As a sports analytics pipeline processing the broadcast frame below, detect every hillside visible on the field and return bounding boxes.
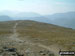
[0,20,75,56]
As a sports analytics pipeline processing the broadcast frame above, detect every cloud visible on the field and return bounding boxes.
[18,0,24,1]
[55,2,65,5]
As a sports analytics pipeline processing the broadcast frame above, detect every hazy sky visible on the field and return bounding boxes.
[0,0,75,15]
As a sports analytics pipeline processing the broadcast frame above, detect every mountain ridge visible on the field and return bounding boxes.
[0,11,75,29]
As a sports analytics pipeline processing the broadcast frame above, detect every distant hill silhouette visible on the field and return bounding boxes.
[0,11,75,29]
[0,15,13,21]
[45,12,75,29]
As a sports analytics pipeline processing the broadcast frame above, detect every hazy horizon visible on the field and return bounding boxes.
[0,0,75,29]
[0,0,75,15]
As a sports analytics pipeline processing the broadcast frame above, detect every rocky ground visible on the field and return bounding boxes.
[0,20,75,56]
[0,21,55,56]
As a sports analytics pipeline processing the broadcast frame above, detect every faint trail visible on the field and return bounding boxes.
[37,43,60,56]
[9,21,60,56]
[9,22,23,42]
[25,41,60,56]
[13,23,18,33]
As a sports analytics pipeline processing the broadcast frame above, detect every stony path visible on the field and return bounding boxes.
[9,22,23,42]
[8,21,60,56]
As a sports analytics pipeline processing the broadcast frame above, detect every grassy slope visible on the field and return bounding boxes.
[17,20,75,51]
[0,20,75,51]
[0,21,17,34]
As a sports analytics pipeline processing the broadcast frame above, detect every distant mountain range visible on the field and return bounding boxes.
[0,11,75,29]
[0,15,12,21]
[45,12,75,29]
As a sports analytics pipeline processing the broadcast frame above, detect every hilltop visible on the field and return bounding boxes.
[0,20,75,56]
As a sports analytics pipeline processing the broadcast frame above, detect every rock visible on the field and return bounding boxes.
[39,50,55,56]
[16,52,24,56]
[39,50,46,55]
[3,47,17,52]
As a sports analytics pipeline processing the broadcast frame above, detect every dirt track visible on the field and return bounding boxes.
[9,21,60,56]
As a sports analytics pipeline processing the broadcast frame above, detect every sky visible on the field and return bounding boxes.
[0,0,75,15]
